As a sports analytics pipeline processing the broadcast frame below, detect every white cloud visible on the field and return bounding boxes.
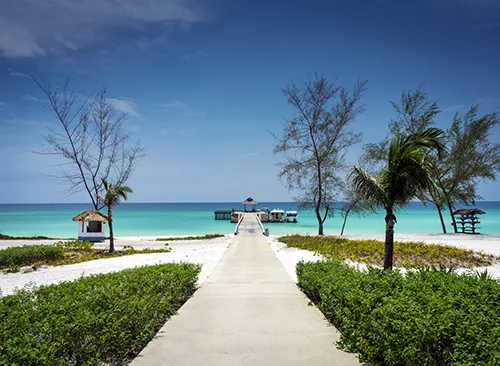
[159,100,205,117]
[442,104,467,112]
[22,94,41,102]
[107,98,141,118]
[182,51,207,62]
[0,0,210,58]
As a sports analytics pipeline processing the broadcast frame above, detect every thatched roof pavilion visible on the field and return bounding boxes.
[452,208,486,216]
[242,197,258,205]
[242,197,258,212]
[72,210,109,222]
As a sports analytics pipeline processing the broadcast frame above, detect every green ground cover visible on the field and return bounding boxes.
[0,263,200,365]
[0,241,171,272]
[156,234,225,241]
[297,260,500,366]
[278,235,497,268]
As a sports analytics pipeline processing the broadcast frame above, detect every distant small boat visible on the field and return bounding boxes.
[269,209,285,223]
[285,211,298,223]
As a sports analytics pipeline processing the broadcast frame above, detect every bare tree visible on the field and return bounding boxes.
[339,180,375,236]
[273,75,367,235]
[33,77,145,209]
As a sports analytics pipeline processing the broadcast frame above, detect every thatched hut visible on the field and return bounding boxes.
[242,197,258,212]
[72,210,108,242]
[452,208,485,234]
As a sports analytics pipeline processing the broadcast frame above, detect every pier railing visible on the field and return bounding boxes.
[234,213,244,235]
[255,213,268,236]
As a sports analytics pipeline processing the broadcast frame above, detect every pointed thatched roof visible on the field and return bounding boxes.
[452,208,486,216]
[242,197,258,205]
[72,210,109,222]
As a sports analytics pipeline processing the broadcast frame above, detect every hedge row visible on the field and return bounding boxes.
[279,235,496,268]
[297,260,500,366]
[0,245,63,270]
[0,263,201,365]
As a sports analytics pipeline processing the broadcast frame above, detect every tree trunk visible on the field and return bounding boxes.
[340,209,351,236]
[108,207,114,253]
[315,207,324,235]
[437,207,447,234]
[444,199,458,233]
[384,210,396,270]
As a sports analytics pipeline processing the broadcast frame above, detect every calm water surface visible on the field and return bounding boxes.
[1,202,499,237]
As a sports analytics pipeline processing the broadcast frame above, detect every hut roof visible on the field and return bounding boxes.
[242,197,258,205]
[452,208,486,216]
[72,210,109,222]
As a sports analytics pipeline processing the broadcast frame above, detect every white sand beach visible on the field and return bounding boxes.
[268,233,500,282]
[1,233,499,297]
[0,236,231,297]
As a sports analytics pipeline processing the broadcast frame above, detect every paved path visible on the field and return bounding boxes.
[131,214,360,365]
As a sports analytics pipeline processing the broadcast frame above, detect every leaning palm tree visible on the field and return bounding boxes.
[351,128,444,269]
[100,178,133,253]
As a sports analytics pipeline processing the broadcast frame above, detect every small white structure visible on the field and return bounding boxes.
[269,209,285,223]
[242,197,258,212]
[285,211,298,223]
[72,210,108,242]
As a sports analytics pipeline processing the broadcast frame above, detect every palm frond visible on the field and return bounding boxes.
[350,166,387,207]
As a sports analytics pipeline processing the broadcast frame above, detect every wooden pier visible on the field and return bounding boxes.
[214,210,232,220]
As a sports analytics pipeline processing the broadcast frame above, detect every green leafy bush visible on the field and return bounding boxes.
[297,260,500,366]
[53,239,95,250]
[279,235,496,268]
[0,263,201,365]
[156,234,225,241]
[0,245,63,270]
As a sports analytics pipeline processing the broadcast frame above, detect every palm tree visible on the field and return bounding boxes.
[350,128,444,269]
[100,178,133,253]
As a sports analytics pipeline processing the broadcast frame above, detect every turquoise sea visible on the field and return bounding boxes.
[0,202,499,238]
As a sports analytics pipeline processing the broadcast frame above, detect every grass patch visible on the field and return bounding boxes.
[0,263,200,365]
[156,234,225,241]
[278,235,496,268]
[0,243,171,272]
[297,260,500,366]
[0,234,65,240]
[0,245,64,272]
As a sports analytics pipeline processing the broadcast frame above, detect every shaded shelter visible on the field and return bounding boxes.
[452,208,485,234]
[72,210,108,242]
[242,197,258,212]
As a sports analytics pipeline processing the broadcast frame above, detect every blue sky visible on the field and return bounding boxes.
[0,0,499,203]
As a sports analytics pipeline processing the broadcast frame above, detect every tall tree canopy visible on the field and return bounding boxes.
[273,75,367,235]
[362,87,500,233]
[34,77,145,210]
[351,128,444,269]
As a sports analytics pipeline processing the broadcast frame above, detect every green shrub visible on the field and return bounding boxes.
[53,239,95,250]
[0,263,201,365]
[0,245,64,270]
[297,260,500,366]
[279,235,496,268]
[156,234,225,241]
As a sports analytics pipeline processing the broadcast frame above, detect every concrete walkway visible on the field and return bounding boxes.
[131,214,360,365]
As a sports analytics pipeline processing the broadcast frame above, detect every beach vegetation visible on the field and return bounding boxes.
[350,128,445,269]
[99,178,133,253]
[0,244,170,271]
[362,87,500,233]
[156,234,225,241]
[53,239,95,250]
[297,260,500,366]
[31,78,145,210]
[0,245,64,271]
[0,263,200,365]
[273,74,368,235]
[278,235,496,268]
